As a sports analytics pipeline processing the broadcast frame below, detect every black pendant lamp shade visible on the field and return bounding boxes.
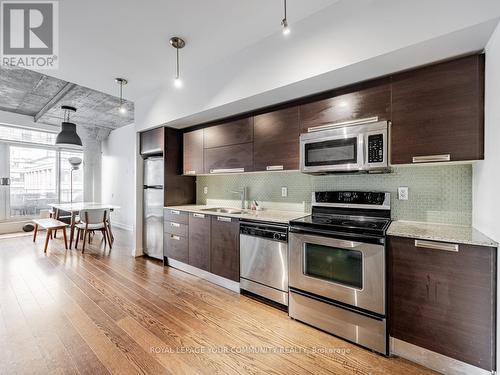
[56,106,82,149]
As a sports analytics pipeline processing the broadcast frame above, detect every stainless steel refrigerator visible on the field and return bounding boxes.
[143,156,164,259]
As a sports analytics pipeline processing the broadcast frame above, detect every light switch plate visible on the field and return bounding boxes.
[203,186,208,195]
[281,187,288,197]
[398,187,409,200]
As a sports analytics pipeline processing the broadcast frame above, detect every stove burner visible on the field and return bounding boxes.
[341,220,378,228]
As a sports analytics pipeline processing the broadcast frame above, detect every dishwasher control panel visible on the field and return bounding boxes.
[240,222,288,242]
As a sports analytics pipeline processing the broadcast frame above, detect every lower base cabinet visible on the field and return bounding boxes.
[210,216,240,282]
[388,236,496,371]
[164,210,240,283]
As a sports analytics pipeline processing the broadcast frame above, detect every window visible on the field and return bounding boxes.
[0,124,84,220]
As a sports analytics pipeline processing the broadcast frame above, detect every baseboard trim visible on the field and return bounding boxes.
[167,258,240,293]
[111,221,133,231]
[390,337,492,375]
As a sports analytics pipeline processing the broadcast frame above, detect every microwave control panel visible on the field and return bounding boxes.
[367,134,384,163]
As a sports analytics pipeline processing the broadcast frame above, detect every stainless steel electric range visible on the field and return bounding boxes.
[288,191,391,355]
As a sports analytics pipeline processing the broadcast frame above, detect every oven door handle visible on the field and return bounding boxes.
[289,225,385,245]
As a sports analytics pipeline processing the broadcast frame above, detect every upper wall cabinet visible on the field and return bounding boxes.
[183,129,204,175]
[391,55,485,164]
[140,127,164,156]
[254,107,300,171]
[299,83,391,133]
[203,118,253,149]
[203,118,254,173]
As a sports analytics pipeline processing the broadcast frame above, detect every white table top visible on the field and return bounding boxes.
[48,202,120,212]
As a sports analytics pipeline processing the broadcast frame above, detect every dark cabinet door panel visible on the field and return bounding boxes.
[299,83,391,133]
[164,209,188,225]
[203,118,253,149]
[140,127,164,155]
[204,143,253,173]
[164,234,188,263]
[391,55,484,164]
[188,214,211,271]
[183,129,204,175]
[254,107,300,171]
[210,217,240,281]
[389,236,496,371]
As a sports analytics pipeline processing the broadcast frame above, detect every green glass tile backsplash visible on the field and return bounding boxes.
[196,164,472,225]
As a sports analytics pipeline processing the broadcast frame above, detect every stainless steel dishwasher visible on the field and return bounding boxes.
[240,221,289,306]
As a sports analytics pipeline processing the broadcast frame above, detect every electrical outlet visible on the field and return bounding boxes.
[281,187,288,197]
[203,186,208,195]
[398,187,409,200]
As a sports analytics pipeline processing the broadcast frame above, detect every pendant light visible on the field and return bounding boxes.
[55,105,82,149]
[115,78,128,114]
[169,37,185,88]
[281,0,290,35]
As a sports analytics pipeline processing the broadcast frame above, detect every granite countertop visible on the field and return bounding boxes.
[388,221,498,247]
[164,205,308,225]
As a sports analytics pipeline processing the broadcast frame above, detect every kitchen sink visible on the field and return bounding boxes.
[201,207,243,214]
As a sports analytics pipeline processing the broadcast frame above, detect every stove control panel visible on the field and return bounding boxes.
[314,191,388,205]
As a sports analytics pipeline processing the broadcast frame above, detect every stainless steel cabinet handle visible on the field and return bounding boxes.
[210,168,245,174]
[193,213,205,218]
[266,165,284,171]
[184,170,196,175]
[170,210,180,215]
[217,216,232,222]
[415,239,459,252]
[412,154,451,163]
[170,235,181,241]
[170,222,180,228]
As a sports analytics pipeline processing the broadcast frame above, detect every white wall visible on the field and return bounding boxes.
[101,123,136,231]
[472,21,500,371]
[473,24,500,243]
[135,1,500,132]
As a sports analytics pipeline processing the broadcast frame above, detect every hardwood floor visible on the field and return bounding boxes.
[0,229,436,374]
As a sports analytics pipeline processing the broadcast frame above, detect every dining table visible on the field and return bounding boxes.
[48,202,120,249]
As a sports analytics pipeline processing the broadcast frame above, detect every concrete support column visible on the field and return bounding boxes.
[79,126,110,202]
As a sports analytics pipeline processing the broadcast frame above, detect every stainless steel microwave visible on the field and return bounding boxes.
[300,120,389,174]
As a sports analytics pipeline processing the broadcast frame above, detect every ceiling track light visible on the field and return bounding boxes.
[115,77,128,114]
[170,36,185,88]
[55,105,82,149]
[281,0,290,35]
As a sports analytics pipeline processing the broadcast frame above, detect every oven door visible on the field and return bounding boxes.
[300,132,364,173]
[289,231,385,315]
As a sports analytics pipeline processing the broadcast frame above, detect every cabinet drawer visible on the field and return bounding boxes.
[164,221,188,237]
[164,233,188,263]
[164,209,188,224]
[188,213,211,271]
[389,236,496,371]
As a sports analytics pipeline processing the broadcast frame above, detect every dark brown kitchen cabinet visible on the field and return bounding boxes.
[210,216,240,281]
[163,209,189,264]
[203,118,253,149]
[204,142,253,173]
[391,55,485,164]
[183,129,204,175]
[299,82,391,133]
[188,213,211,271]
[254,107,300,171]
[388,236,496,371]
[140,127,164,155]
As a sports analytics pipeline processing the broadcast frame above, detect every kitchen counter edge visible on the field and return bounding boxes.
[388,220,498,248]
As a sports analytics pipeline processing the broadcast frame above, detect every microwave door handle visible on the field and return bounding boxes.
[359,134,366,168]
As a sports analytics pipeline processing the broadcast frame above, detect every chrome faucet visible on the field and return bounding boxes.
[230,187,247,209]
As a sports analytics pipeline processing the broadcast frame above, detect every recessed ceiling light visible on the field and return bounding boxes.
[170,37,186,89]
[115,77,128,115]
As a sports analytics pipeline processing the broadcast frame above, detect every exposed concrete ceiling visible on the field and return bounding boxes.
[0,65,134,130]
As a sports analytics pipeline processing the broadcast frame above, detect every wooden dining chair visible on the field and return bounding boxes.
[75,209,112,253]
